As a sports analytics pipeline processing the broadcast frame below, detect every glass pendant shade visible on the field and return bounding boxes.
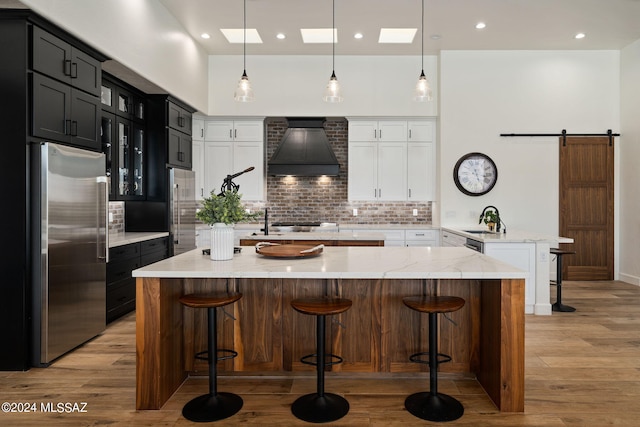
[413,70,432,102]
[323,71,343,103]
[234,70,254,102]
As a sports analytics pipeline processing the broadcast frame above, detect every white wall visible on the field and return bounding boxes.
[439,51,620,241]
[207,55,438,117]
[21,0,209,112]
[620,41,640,285]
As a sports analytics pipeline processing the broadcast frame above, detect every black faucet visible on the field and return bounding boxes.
[478,205,502,233]
[261,208,269,235]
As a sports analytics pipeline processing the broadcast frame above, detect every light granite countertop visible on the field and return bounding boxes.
[132,246,526,280]
[238,231,386,241]
[109,231,170,248]
[441,227,573,244]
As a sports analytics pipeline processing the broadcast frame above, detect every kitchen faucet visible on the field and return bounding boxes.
[261,208,269,235]
[478,205,503,233]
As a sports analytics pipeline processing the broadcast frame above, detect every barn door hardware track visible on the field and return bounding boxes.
[500,129,619,146]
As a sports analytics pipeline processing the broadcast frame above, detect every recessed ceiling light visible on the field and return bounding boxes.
[300,28,337,43]
[475,22,486,29]
[200,33,211,39]
[378,28,417,44]
[276,33,286,40]
[354,32,364,39]
[220,28,263,43]
[575,33,586,39]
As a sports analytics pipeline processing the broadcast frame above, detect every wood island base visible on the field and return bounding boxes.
[136,276,524,412]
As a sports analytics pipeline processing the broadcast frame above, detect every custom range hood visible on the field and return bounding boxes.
[268,117,340,176]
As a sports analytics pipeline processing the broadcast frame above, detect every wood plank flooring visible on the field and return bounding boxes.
[1,280,639,426]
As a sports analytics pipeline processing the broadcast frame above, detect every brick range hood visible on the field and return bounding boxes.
[267,117,340,176]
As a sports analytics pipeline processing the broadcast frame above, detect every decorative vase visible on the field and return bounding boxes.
[210,223,234,261]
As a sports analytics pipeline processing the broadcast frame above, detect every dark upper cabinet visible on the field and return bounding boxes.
[102,74,145,122]
[31,25,101,97]
[168,128,193,169]
[101,112,116,196]
[32,73,101,150]
[168,102,192,134]
[114,116,145,200]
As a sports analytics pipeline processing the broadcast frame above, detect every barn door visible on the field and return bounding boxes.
[559,136,614,280]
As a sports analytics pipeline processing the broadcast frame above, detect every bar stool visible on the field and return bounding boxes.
[290,297,352,423]
[403,295,465,422]
[550,248,576,312]
[179,292,243,422]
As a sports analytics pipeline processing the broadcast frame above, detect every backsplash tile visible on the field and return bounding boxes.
[240,117,432,225]
[108,201,125,233]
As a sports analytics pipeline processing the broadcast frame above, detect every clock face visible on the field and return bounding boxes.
[453,152,498,196]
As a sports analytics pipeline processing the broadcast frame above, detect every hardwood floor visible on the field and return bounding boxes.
[2,280,640,426]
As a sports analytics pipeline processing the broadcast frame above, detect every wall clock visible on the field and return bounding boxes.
[453,152,498,196]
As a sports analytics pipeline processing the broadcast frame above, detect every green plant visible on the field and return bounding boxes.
[483,209,499,225]
[196,190,260,225]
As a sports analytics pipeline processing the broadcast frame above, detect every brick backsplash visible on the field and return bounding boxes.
[240,117,432,225]
[108,201,125,233]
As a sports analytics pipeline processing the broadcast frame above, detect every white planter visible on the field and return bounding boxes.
[210,223,234,261]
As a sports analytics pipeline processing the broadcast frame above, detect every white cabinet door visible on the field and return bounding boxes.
[204,142,233,196]
[408,120,434,142]
[233,141,264,200]
[233,121,263,141]
[407,142,434,201]
[205,120,234,141]
[484,242,536,312]
[348,142,377,200]
[192,117,205,141]
[192,140,205,200]
[378,121,407,141]
[348,121,377,141]
[377,142,407,200]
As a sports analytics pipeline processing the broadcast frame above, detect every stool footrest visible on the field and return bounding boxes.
[409,351,452,366]
[195,348,238,362]
[300,352,343,367]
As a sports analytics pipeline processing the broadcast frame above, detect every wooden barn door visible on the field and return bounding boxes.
[559,136,614,280]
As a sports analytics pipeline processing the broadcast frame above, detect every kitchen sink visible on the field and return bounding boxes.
[462,230,497,234]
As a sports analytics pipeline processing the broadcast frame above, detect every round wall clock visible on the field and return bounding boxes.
[453,152,498,196]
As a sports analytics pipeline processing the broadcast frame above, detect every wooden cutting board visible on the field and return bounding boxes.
[255,244,323,258]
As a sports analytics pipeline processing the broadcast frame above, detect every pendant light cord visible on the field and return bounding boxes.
[421,0,424,71]
[332,0,335,72]
[243,0,247,73]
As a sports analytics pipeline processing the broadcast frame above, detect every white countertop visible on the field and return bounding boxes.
[239,231,386,241]
[442,227,574,244]
[132,246,526,280]
[109,231,170,248]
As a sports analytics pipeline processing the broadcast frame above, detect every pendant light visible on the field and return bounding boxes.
[234,0,254,102]
[323,0,343,103]
[413,0,432,102]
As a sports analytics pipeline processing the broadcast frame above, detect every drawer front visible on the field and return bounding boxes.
[140,237,168,255]
[106,278,136,323]
[140,250,167,267]
[107,258,140,284]
[406,229,437,240]
[109,243,139,262]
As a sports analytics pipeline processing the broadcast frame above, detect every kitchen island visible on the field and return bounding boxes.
[133,246,526,412]
[239,231,385,246]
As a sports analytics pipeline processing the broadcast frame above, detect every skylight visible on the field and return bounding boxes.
[378,28,417,43]
[300,28,337,43]
[220,29,263,43]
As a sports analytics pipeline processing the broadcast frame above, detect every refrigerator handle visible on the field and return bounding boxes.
[97,176,109,263]
[174,183,180,245]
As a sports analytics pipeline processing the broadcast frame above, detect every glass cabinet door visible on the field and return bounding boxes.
[101,113,115,196]
[132,125,144,197]
[117,90,131,117]
[118,119,130,196]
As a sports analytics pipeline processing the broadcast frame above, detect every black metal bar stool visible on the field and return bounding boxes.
[290,297,352,423]
[403,295,465,422]
[550,248,577,312]
[179,292,243,422]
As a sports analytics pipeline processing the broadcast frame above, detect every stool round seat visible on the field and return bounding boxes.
[403,295,465,314]
[179,291,243,422]
[179,292,242,309]
[291,297,352,316]
[550,248,576,256]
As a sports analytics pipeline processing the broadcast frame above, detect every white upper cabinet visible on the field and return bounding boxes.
[192,118,265,201]
[192,117,205,141]
[348,118,435,202]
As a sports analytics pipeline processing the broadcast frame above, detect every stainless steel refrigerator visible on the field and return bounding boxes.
[31,142,108,366]
[169,168,196,255]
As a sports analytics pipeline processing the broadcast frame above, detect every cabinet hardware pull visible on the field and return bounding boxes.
[70,120,78,136]
[70,62,78,78]
[374,129,377,139]
[234,129,237,139]
[64,59,72,76]
[409,129,412,139]
[201,129,204,137]
[229,129,232,138]
[409,189,412,198]
[65,119,71,135]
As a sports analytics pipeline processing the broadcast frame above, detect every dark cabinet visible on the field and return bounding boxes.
[148,95,196,171]
[168,102,192,134]
[31,25,101,97]
[168,128,193,169]
[101,112,116,196]
[106,237,168,323]
[32,73,101,150]
[115,116,145,199]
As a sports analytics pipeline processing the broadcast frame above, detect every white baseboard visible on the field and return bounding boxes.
[619,273,640,287]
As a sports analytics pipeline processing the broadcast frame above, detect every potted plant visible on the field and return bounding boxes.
[482,209,499,232]
[197,189,259,260]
